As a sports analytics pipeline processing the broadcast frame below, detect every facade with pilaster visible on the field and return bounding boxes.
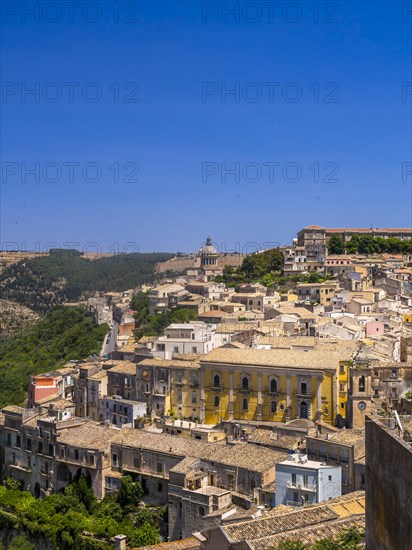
[198,348,354,426]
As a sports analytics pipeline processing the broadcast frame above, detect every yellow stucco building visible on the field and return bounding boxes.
[198,347,353,426]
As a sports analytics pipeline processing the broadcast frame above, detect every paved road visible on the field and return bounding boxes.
[101,320,119,357]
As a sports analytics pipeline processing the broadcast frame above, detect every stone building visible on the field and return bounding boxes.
[365,415,412,550]
[197,491,365,549]
[306,428,365,493]
[198,347,354,426]
[1,405,85,498]
[55,421,121,499]
[73,362,108,421]
[106,361,137,401]
[350,357,412,428]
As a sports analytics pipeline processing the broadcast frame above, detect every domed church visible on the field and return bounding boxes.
[199,236,218,268]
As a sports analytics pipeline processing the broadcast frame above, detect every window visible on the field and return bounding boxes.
[227,474,234,490]
[191,392,197,404]
[192,346,197,354]
[88,454,95,466]
[214,395,220,408]
[38,441,43,453]
[242,398,248,410]
[358,376,365,392]
[60,446,65,458]
[112,453,118,466]
[242,376,249,390]
[74,449,79,460]
[174,346,179,354]
[134,456,141,469]
[303,475,308,487]
[292,473,297,485]
[328,475,332,481]
[16,435,21,448]
[271,401,277,413]
[339,365,345,374]
[6,433,11,446]
[270,379,277,392]
[157,482,163,493]
[301,382,307,395]
[157,462,163,475]
[177,372,183,383]
[198,506,205,516]
[48,444,54,456]
[213,374,220,387]
[178,390,182,403]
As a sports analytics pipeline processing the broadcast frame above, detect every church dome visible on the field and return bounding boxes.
[199,236,217,256]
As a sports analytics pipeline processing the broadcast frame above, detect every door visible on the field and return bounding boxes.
[300,401,308,419]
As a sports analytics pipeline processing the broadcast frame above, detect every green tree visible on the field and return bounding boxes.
[273,541,306,550]
[311,539,340,550]
[9,535,34,550]
[327,235,345,255]
[171,308,198,323]
[131,522,161,547]
[116,476,144,512]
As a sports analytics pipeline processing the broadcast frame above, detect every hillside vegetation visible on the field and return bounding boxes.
[0,475,161,549]
[0,307,107,408]
[0,250,174,314]
[0,300,40,339]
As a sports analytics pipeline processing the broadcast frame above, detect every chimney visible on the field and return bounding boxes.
[115,535,127,550]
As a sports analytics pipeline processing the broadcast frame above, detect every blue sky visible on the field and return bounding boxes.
[1,0,411,253]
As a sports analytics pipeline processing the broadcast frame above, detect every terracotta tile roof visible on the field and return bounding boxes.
[106,361,137,374]
[58,421,122,450]
[325,227,412,233]
[136,538,200,550]
[201,347,355,371]
[220,493,365,547]
[113,430,287,472]
[250,516,365,549]
[224,506,338,542]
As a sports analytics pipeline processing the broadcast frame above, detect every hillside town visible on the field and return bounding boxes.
[1,226,412,549]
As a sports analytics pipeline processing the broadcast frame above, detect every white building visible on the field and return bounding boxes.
[152,322,218,359]
[148,283,185,315]
[102,396,147,426]
[275,453,341,508]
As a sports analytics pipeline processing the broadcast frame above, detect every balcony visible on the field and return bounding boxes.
[9,463,32,473]
[286,481,317,492]
[189,382,199,388]
[209,386,224,392]
[287,500,311,507]
[265,389,285,397]
[293,391,314,399]
[237,387,253,395]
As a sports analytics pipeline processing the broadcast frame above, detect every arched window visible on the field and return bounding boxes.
[213,374,220,387]
[191,392,197,404]
[177,390,182,403]
[198,506,205,516]
[270,378,277,392]
[359,375,365,392]
[271,400,277,413]
[242,376,249,390]
[214,395,220,408]
[242,398,248,410]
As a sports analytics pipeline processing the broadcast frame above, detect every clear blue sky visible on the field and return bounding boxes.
[1,0,411,253]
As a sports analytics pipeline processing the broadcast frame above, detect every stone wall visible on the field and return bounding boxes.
[365,416,412,550]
